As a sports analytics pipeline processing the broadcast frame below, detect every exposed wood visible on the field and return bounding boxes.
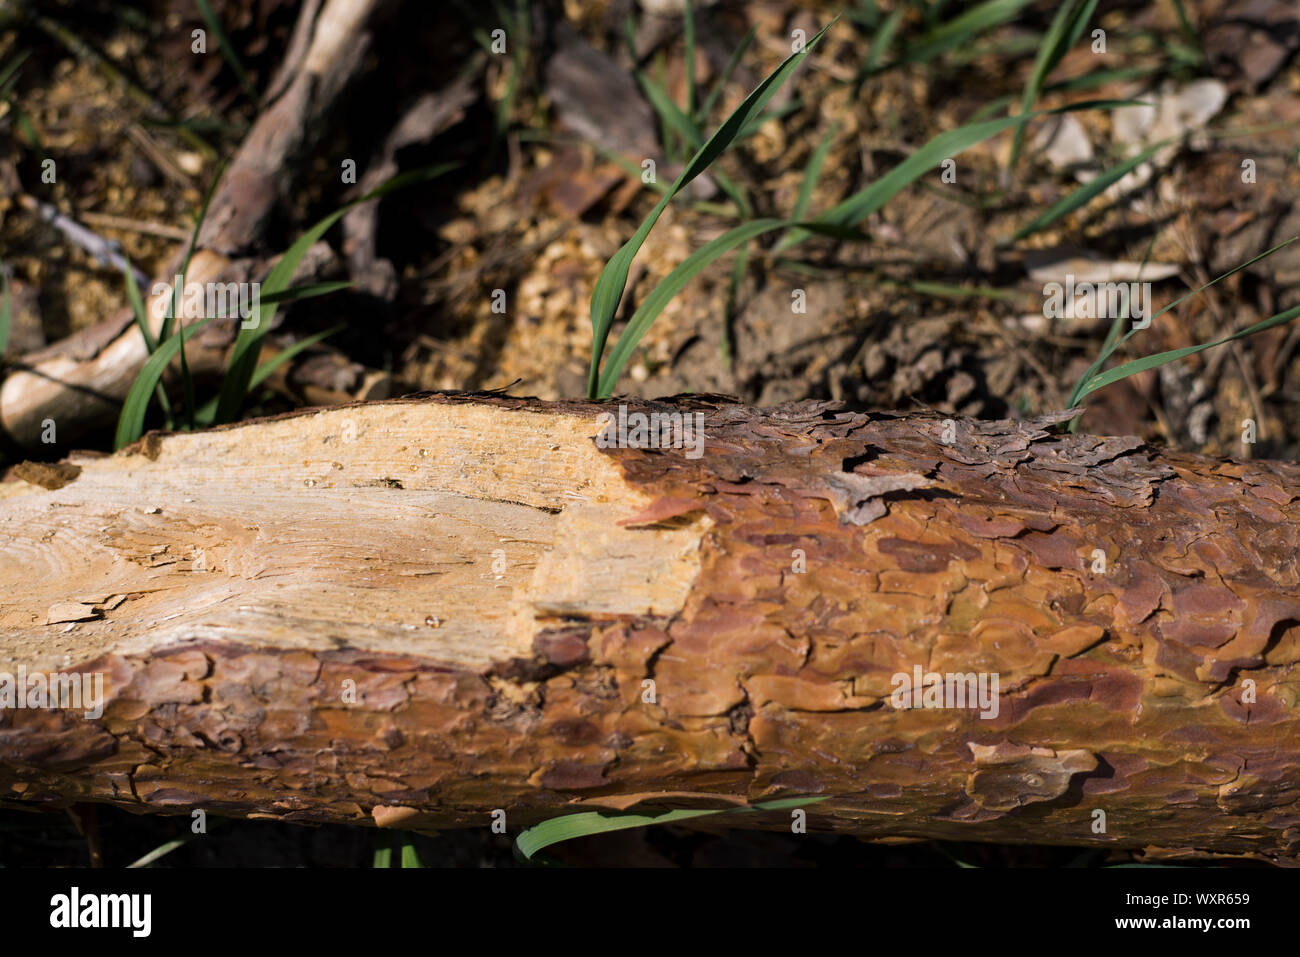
[2,394,1299,862]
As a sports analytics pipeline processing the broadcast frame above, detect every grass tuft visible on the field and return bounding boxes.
[516,797,826,861]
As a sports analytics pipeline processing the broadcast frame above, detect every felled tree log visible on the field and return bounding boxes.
[2,394,1299,862]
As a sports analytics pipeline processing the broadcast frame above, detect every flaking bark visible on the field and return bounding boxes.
[2,393,1299,862]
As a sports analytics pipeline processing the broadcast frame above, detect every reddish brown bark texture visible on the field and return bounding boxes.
[3,395,1300,861]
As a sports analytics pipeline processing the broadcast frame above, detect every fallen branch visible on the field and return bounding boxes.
[0,0,406,448]
[1,395,1298,862]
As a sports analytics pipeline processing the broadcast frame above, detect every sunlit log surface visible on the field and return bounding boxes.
[1,393,1298,862]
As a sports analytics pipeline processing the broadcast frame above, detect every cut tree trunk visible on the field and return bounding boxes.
[2,394,1299,862]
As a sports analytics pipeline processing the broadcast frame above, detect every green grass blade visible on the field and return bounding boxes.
[634,65,755,216]
[1066,237,1298,407]
[722,239,750,369]
[194,0,259,104]
[968,93,1016,124]
[789,122,840,223]
[515,797,824,860]
[10,103,41,150]
[709,167,754,217]
[777,113,1027,250]
[372,833,392,868]
[777,99,1135,253]
[637,69,703,148]
[587,18,837,397]
[126,836,191,868]
[518,808,724,859]
[1007,0,1090,173]
[115,318,215,449]
[213,163,456,425]
[122,257,175,427]
[1065,309,1129,432]
[697,27,755,121]
[924,0,957,28]
[497,0,527,143]
[1147,238,1297,329]
[519,131,747,216]
[587,91,1142,396]
[163,159,226,430]
[735,99,803,142]
[1046,65,1158,94]
[471,18,522,147]
[683,0,695,123]
[1076,303,1300,400]
[122,259,156,353]
[639,56,764,221]
[976,64,1157,121]
[257,281,355,306]
[599,217,785,395]
[125,821,221,868]
[906,279,1022,300]
[1005,139,1163,244]
[1066,236,1156,423]
[846,0,882,29]
[0,50,30,99]
[654,53,677,161]
[930,28,1044,65]
[193,324,342,426]
[597,218,861,396]
[815,110,1007,223]
[900,0,1036,66]
[163,159,225,346]
[855,3,905,88]
[399,840,424,868]
[1063,0,1100,51]
[1169,0,1204,64]
[1065,237,1157,428]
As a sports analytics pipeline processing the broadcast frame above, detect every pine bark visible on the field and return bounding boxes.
[2,394,1298,862]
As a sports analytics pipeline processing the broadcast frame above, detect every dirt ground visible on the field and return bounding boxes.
[2,0,1299,865]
